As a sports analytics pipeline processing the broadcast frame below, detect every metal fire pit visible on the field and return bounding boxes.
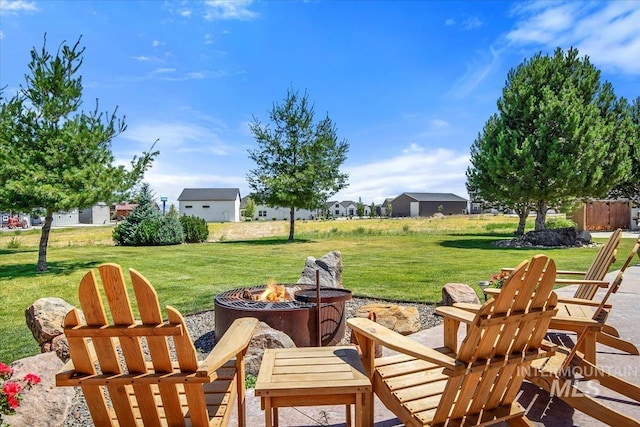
[214,285,351,347]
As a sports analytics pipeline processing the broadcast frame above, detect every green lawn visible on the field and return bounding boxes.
[1,215,634,363]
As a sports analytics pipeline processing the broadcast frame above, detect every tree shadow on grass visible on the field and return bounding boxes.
[438,233,531,250]
[0,259,103,280]
[218,238,315,246]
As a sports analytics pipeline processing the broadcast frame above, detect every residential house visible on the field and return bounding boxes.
[391,192,468,217]
[178,188,241,222]
[114,202,139,221]
[241,197,319,220]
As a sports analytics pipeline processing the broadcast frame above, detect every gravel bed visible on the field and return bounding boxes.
[62,297,442,426]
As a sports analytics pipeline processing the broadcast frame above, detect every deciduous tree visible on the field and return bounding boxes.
[248,89,349,241]
[0,35,157,270]
[467,47,632,232]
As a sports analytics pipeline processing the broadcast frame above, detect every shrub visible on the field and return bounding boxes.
[113,183,183,246]
[180,215,209,243]
[546,217,576,229]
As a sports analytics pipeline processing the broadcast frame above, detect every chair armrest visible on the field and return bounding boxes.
[347,317,463,373]
[555,278,609,287]
[556,296,612,308]
[199,317,259,377]
[483,287,501,296]
[436,306,477,324]
[451,302,481,313]
[555,270,588,276]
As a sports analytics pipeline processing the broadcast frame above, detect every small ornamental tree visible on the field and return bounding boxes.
[248,89,349,241]
[356,197,365,217]
[243,197,256,220]
[369,202,377,218]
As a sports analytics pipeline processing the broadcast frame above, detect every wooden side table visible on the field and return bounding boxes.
[254,346,372,427]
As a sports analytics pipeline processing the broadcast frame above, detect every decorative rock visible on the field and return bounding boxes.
[51,334,70,362]
[297,251,343,288]
[355,303,420,335]
[3,352,75,427]
[494,227,580,248]
[576,230,592,244]
[440,283,481,306]
[244,321,296,376]
[25,298,75,347]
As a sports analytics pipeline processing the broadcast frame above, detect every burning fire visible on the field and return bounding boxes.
[250,279,298,302]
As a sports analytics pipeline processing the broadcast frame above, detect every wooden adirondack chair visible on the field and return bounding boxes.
[528,330,640,426]
[55,263,258,427]
[550,237,640,360]
[348,254,558,426]
[488,228,621,300]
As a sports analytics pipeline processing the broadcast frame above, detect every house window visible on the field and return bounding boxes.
[258,210,267,217]
[335,209,340,215]
[334,203,339,208]
[202,205,210,208]
[348,209,355,216]
[185,205,192,209]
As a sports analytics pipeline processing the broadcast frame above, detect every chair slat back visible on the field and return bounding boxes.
[574,228,621,300]
[64,263,203,426]
[592,238,640,322]
[433,255,558,424]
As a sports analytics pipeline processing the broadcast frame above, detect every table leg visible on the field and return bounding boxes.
[346,404,352,427]
[264,396,272,427]
[355,394,362,427]
[273,407,279,427]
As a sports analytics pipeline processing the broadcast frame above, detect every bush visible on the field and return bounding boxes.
[546,217,576,229]
[112,183,183,246]
[180,215,209,243]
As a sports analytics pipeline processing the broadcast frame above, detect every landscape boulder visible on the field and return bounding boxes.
[25,298,79,358]
[494,227,580,248]
[245,321,296,376]
[440,283,481,306]
[297,250,343,288]
[355,303,421,335]
[2,352,75,427]
[576,230,592,245]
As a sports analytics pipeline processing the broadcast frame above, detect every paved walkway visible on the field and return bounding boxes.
[232,262,640,426]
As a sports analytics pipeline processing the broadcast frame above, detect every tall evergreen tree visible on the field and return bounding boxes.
[248,89,349,241]
[609,97,640,203]
[467,47,632,232]
[0,35,157,271]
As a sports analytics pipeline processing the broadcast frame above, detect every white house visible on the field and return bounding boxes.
[241,197,319,220]
[178,188,241,222]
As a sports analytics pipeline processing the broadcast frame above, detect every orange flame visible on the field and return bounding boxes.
[256,279,290,302]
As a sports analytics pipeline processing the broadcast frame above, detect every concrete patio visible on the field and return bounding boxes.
[231,260,640,426]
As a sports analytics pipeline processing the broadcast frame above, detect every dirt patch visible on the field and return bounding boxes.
[210,221,288,241]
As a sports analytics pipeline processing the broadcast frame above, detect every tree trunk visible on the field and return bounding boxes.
[515,206,529,236]
[37,209,53,271]
[535,200,548,231]
[288,206,295,242]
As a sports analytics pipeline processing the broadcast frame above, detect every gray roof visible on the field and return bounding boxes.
[178,188,240,201]
[398,192,467,202]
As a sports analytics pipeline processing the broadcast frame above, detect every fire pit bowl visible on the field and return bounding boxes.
[214,284,351,347]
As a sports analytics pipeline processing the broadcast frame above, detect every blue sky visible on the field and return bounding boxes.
[1,1,639,208]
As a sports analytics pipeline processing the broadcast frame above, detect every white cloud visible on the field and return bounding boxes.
[180,8,191,18]
[204,0,257,21]
[132,55,152,62]
[0,0,38,14]
[445,18,455,26]
[447,45,501,99]
[151,40,163,47]
[334,146,470,203]
[462,16,483,30]
[507,1,640,74]
[122,121,232,156]
[153,67,176,74]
